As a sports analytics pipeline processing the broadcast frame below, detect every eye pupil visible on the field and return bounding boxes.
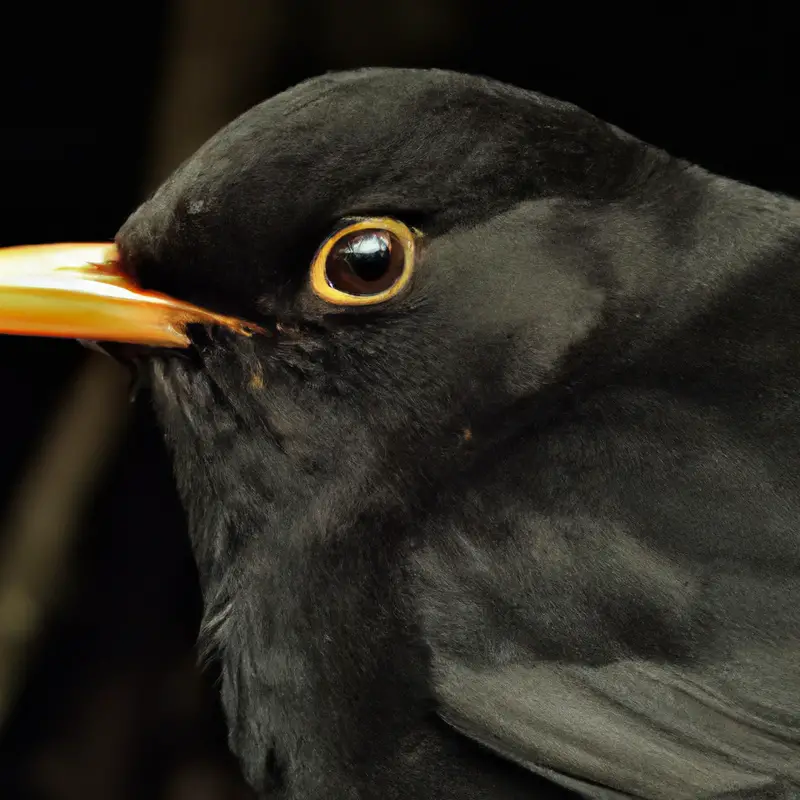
[325,228,405,296]
[336,231,391,282]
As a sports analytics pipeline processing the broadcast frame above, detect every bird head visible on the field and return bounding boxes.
[0,68,671,602]
[7,68,800,799]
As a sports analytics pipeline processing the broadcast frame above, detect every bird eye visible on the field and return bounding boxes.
[310,217,416,306]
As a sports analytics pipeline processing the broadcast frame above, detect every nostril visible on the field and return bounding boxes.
[118,254,139,285]
[112,245,142,287]
[113,235,164,293]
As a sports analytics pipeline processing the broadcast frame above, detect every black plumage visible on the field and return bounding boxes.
[115,68,800,799]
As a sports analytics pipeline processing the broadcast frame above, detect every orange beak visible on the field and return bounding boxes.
[0,242,258,348]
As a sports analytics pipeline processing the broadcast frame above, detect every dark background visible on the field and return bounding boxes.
[0,4,796,798]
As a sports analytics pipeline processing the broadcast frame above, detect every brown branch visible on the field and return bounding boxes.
[0,355,130,723]
[0,0,282,739]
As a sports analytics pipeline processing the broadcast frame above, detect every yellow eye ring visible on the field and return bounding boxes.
[309,217,417,307]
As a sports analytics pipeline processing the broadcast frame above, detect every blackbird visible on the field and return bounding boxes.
[1,68,799,800]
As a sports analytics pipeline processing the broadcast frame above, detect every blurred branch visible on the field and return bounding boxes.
[0,0,283,736]
[0,355,130,724]
[143,0,284,192]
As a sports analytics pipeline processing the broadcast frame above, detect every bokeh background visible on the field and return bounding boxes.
[0,4,796,798]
